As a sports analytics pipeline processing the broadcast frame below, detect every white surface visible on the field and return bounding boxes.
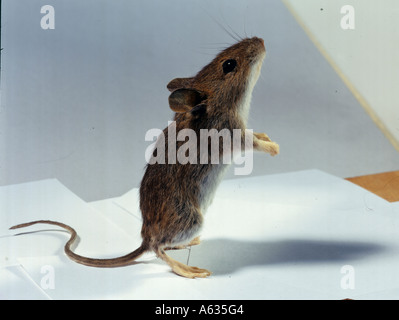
[0,266,49,300]
[283,0,399,149]
[1,170,399,299]
[0,179,142,259]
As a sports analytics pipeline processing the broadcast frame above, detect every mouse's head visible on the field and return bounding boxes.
[167,37,266,122]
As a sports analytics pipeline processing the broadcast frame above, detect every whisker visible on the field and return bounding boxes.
[199,4,244,43]
[216,19,241,42]
[199,42,234,50]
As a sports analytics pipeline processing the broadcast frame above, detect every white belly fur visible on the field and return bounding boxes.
[199,163,230,214]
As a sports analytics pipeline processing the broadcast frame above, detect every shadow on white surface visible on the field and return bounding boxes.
[190,238,385,276]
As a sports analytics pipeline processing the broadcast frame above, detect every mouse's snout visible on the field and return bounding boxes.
[255,37,265,46]
[249,36,265,48]
[246,37,266,59]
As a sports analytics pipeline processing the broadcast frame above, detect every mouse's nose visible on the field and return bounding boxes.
[252,37,266,53]
[250,37,265,51]
[251,37,264,45]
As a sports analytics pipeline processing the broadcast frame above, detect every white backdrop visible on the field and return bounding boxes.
[1,0,397,201]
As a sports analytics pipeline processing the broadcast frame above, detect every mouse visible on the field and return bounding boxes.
[10,36,279,279]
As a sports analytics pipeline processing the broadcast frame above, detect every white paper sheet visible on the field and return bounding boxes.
[0,179,142,258]
[1,170,398,300]
[0,265,50,300]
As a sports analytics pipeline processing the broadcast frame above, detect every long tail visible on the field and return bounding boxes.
[10,220,148,268]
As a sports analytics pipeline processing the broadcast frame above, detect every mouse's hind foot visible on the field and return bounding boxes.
[156,247,211,279]
[173,263,212,279]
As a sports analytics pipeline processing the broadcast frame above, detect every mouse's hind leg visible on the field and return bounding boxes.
[164,236,201,250]
[156,247,211,279]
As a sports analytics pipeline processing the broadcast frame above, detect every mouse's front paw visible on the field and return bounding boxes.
[269,142,279,156]
[254,132,271,142]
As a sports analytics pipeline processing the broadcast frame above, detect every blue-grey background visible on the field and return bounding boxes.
[1,0,398,201]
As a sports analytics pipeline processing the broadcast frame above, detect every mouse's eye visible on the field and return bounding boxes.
[222,59,237,74]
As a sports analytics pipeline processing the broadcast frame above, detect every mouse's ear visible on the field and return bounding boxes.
[167,77,194,92]
[168,88,207,113]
